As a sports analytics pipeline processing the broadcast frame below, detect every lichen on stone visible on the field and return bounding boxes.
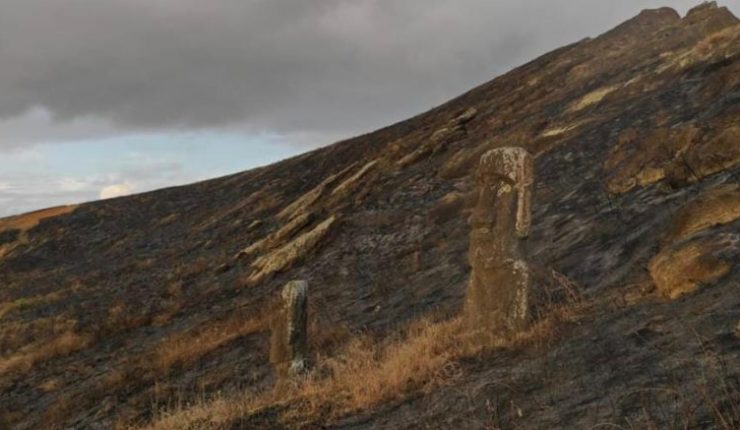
[247,215,337,284]
[237,212,313,259]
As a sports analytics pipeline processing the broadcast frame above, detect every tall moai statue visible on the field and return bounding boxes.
[465,147,534,338]
[270,280,309,377]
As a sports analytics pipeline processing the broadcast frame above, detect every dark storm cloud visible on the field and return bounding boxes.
[0,0,721,145]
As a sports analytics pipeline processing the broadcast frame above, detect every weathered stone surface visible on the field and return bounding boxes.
[648,184,739,299]
[270,280,309,377]
[682,126,740,181]
[277,167,351,222]
[247,215,336,284]
[453,107,478,125]
[237,212,313,259]
[331,160,378,198]
[396,108,474,168]
[397,127,464,167]
[568,85,619,112]
[605,126,700,194]
[605,25,739,193]
[649,238,731,299]
[465,147,534,336]
[666,184,740,242]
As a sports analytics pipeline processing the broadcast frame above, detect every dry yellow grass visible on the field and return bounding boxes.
[0,291,64,320]
[0,330,92,376]
[142,303,585,429]
[0,205,77,234]
[153,312,270,374]
[0,205,78,259]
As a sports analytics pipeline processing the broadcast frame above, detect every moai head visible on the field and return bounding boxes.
[474,147,534,238]
[466,147,534,337]
[270,280,309,377]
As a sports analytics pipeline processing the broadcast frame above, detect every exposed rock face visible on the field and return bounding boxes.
[607,124,740,194]
[247,215,336,284]
[666,184,740,242]
[465,147,534,336]
[649,237,732,299]
[330,160,378,198]
[270,280,308,377]
[237,212,313,259]
[276,166,354,222]
[397,107,476,168]
[649,184,740,299]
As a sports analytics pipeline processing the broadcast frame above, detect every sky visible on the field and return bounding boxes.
[0,0,734,217]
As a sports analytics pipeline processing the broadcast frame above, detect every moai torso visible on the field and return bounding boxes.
[466,147,534,338]
[270,280,308,377]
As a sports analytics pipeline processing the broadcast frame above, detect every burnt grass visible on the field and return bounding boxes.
[1,3,739,429]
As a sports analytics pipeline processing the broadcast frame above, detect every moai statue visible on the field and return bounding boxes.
[465,147,534,338]
[270,280,309,377]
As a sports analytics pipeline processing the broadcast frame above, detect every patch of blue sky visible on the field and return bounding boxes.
[38,131,297,180]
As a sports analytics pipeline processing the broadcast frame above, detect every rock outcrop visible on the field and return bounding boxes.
[649,236,733,299]
[247,215,337,284]
[276,165,355,222]
[397,108,477,168]
[649,184,740,299]
[237,212,313,259]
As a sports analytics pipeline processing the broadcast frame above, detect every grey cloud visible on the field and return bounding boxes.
[0,0,728,147]
[0,108,121,150]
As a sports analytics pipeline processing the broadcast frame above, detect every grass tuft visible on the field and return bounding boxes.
[153,312,270,374]
[142,302,586,429]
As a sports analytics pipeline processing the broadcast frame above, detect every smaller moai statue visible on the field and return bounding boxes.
[270,280,309,377]
[465,147,534,338]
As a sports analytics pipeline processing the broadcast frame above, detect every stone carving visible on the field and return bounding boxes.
[465,147,534,337]
[270,280,309,377]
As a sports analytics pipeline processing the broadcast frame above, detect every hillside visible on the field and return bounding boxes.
[1,2,739,429]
